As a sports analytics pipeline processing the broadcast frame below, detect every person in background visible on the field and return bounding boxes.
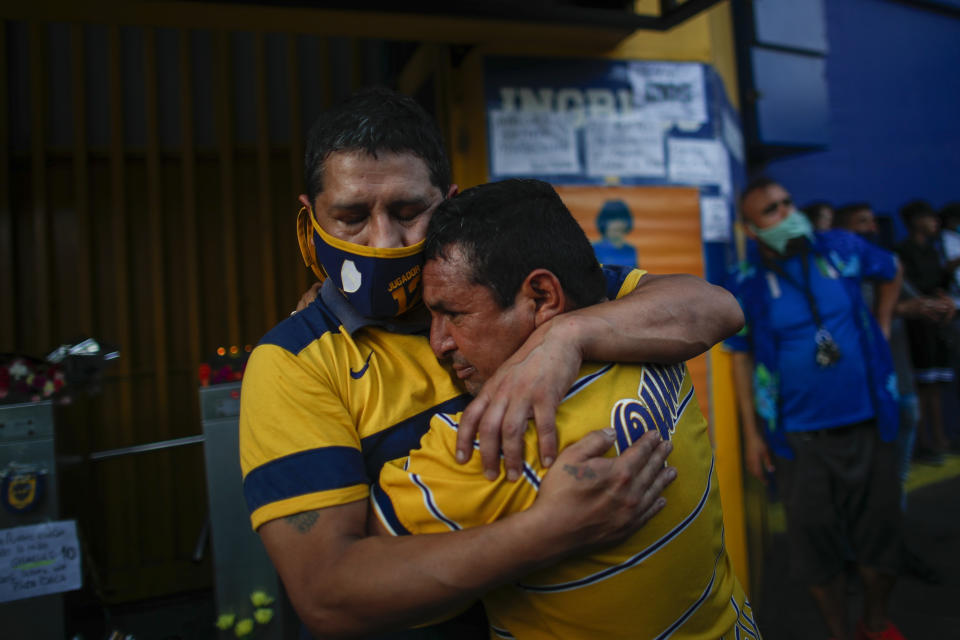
[591,199,638,268]
[938,201,960,449]
[896,201,955,464]
[940,202,960,237]
[936,202,960,309]
[802,200,835,232]
[726,178,905,640]
[834,204,950,508]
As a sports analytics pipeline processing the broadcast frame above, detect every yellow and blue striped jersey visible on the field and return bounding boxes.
[239,266,647,531]
[373,362,759,640]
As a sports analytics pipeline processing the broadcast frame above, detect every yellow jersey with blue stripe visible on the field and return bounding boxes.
[239,266,647,531]
[373,362,759,640]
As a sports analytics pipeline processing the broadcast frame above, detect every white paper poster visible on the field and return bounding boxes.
[626,62,707,125]
[0,520,82,603]
[700,196,731,242]
[667,138,731,195]
[489,109,580,176]
[584,114,666,178]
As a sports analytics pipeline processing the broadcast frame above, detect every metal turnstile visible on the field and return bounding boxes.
[200,383,296,638]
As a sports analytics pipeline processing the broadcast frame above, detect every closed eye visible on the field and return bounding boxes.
[329,206,370,226]
[391,206,429,225]
[425,302,461,320]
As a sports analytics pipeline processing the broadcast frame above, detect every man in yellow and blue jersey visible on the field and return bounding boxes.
[239,88,745,638]
[372,179,758,639]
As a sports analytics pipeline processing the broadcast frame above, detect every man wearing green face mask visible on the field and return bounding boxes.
[724,177,906,640]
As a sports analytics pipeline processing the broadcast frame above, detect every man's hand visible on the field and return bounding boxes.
[932,293,956,323]
[457,317,580,480]
[895,295,955,323]
[295,282,322,312]
[531,429,676,552]
[742,431,774,484]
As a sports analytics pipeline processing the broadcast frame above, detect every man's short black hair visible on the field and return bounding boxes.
[303,87,451,203]
[833,202,872,229]
[940,202,960,228]
[739,176,780,207]
[424,179,606,310]
[899,199,937,228]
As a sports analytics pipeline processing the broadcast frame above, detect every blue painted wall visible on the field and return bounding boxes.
[762,0,960,232]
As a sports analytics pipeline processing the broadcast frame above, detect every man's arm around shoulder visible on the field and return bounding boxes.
[576,272,744,364]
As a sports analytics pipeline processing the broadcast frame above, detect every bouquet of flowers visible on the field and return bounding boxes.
[0,355,66,404]
[0,338,119,405]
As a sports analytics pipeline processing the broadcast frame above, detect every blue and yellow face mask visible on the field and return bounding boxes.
[297,206,425,318]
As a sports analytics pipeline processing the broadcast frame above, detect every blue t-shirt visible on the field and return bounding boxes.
[723,230,900,457]
[593,240,638,269]
[768,254,874,432]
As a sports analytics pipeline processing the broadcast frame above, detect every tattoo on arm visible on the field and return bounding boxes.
[562,464,597,481]
[285,511,320,534]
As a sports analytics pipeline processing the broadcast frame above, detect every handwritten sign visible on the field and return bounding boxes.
[626,62,707,125]
[584,114,666,178]
[0,520,82,602]
[667,138,732,195]
[489,109,580,176]
[700,196,731,242]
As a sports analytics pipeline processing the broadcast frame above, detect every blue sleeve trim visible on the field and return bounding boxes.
[360,394,471,480]
[258,300,343,354]
[243,446,367,514]
[370,479,410,535]
[601,264,634,299]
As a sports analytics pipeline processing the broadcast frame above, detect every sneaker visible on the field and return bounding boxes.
[854,620,906,640]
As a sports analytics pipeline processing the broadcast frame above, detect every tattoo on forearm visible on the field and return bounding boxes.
[285,511,320,533]
[562,464,597,481]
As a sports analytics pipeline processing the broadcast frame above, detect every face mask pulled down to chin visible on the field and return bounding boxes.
[748,209,814,255]
[297,207,425,318]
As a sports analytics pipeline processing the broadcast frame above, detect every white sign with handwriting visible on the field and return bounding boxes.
[626,62,707,125]
[489,109,581,176]
[700,196,732,243]
[584,114,666,178]
[0,520,82,602]
[667,138,732,195]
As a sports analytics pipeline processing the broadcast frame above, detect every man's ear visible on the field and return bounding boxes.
[519,269,566,327]
[446,184,459,199]
[298,193,312,210]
